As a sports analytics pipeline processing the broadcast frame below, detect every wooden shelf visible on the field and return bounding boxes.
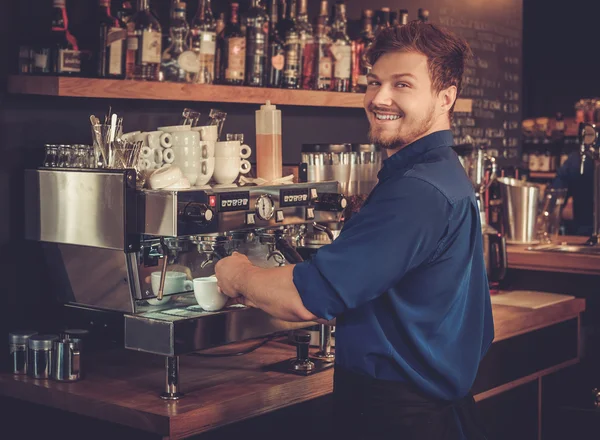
[6,74,474,111]
[529,171,556,179]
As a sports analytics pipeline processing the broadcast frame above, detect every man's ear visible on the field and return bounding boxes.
[438,85,457,114]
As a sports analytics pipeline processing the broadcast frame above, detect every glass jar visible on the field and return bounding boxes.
[9,330,38,375]
[43,144,59,167]
[27,334,59,379]
[57,145,74,168]
[301,143,353,195]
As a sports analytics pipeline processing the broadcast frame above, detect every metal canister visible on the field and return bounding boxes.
[52,339,81,382]
[27,334,59,379]
[9,331,38,375]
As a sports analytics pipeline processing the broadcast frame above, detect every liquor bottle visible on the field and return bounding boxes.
[390,11,399,26]
[96,0,127,78]
[214,12,226,83]
[126,0,162,80]
[116,1,135,25]
[399,9,409,25]
[351,9,373,93]
[244,0,269,87]
[418,8,430,23]
[267,0,285,87]
[222,2,246,85]
[282,0,301,89]
[161,2,198,83]
[35,0,81,75]
[190,0,217,84]
[314,0,332,91]
[374,8,390,35]
[296,0,314,90]
[330,2,351,92]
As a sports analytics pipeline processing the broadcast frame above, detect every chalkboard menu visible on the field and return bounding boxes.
[345,0,523,164]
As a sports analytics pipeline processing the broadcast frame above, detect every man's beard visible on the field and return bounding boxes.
[368,104,436,150]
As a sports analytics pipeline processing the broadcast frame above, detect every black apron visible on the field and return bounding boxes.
[332,365,490,440]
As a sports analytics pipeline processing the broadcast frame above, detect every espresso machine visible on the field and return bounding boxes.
[24,168,345,398]
[453,142,508,284]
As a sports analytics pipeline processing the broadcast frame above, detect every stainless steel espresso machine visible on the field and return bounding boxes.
[24,168,345,399]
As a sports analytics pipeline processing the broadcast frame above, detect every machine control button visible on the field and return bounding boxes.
[306,207,315,220]
[246,213,256,225]
[310,188,318,200]
[183,203,214,224]
[314,193,347,212]
[255,194,275,221]
[276,210,284,222]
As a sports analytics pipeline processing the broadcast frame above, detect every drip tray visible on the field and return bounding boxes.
[527,243,600,255]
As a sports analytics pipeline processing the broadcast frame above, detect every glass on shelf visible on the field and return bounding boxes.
[536,187,568,244]
[43,144,59,167]
[57,145,75,168]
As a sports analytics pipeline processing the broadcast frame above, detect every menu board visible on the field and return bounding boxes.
[345,0,523,164]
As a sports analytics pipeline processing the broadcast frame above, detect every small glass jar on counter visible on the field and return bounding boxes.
[9,330,38,375]
[27,334,59,379]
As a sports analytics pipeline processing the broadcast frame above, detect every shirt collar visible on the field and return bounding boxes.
[378,130,454,181]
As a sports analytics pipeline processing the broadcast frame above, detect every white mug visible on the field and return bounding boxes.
[215,141,252,159]
[213,156,251,184]
[170,130,200,148]
[172,144,201,185]
[146,131,164,150]
[158,125,191,132]
[192,125,219,142]
[150,271,193,304]
[195,157,215,186]
[199,140,215,159]
[133,132,148,146]
[193,276,227,311]
[121,131,141,142]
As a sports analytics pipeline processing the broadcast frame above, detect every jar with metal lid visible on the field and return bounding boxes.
[9,330,38,375]
[27,334,59,379]
[300,143,353,194]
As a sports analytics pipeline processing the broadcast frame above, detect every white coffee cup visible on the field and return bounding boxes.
[199,140,216,159]
[170,130,200,148]
[158,125,191,132]
[148,164,183,189]
[193,276,227,311]
[214,156,251,184]
[149,271,193,305]
[134,132,148,146]
[195,157,215,186]
[215,140,251,159]
[121,131,141,142]
[172,144,201,185]
[192,125,219,142]
[146,131,164,150]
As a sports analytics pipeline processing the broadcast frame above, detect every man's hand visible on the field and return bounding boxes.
[215,252,255,299]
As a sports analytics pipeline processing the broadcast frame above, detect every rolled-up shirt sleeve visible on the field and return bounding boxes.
[293,177,453,320]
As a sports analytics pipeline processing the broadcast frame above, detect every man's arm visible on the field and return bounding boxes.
[216,255,333,324]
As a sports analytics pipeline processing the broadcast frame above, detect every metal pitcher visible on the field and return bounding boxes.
[52,339,81,382]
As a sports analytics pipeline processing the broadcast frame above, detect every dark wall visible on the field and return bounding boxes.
[522,0,600,118]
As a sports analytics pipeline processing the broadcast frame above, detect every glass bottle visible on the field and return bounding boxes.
[244,0,269,87]
[126,0,162,81]
[96,0,127,78]
[213,13,226,83]
[222,2,246,85]
[399,9,409,25]
[37,0,81,75]
[390,11,399,26]
[297,0,314,90]
[161,2,197,83]
[418,8,430,23]
[351,9,374,93]
[116,1,135,25]
[190,0,217,84]
[267,0,285,88]
[314,0,332,91]
[282,0,301,89]
[330,2,351,92]
[374,8,390,35]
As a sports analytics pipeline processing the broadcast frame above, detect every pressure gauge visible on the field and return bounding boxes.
[255,194,275,221]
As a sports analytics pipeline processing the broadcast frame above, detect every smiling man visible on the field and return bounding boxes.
[215,21,493,440]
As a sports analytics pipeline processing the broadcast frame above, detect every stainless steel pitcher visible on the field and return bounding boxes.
[52,339,81,382]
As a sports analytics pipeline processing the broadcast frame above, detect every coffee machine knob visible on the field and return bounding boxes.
[314,193,347,212]
[183,203,214,225]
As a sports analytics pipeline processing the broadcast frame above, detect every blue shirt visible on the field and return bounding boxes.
[293,130,494,401]
[551,151,594,236]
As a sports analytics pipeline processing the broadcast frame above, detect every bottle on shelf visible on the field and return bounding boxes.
[390,10,399,26]
[267,0,285,88]
[222,2,246,85]
[418,8,430,23]
[297,0,315,90]
[351,9,374,93]
[161,2,198,83]
[126,0,162,81]
[282,0,301,89]
[116,1,135,25]
[34,0,81,75]
[399,9,409,25]
[313,0,332,91]
[95,0,127,79]
[374,8,390,35]
[244,0,269,87]
[190,0,217,84]
[213,12,226,83]
[330,2,351,93]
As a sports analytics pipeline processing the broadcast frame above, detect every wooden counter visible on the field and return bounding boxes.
[507,235,600,276]
[0,298,585,440]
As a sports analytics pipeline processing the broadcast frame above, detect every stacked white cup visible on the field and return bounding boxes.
[213,139,252,187]
[191,125,218,188]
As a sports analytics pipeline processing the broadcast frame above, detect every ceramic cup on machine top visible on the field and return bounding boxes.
[215,140,252,159]
[191,125,219,142]
[213,156,251,185]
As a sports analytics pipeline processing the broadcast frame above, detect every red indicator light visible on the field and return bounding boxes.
[209,196,216,207]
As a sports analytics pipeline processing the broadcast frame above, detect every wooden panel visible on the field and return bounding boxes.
[507,236,600,276]
[6,75,473,111]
